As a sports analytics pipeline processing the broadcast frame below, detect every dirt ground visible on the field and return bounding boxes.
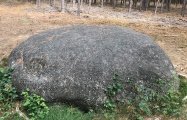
[0,2,187,77]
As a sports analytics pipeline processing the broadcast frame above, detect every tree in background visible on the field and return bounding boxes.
[181,0,187,16]
[24,0,187,16]
[61,0,65,12]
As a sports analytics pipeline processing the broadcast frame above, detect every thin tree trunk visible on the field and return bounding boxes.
[139,0,143,11]
[106,0,108,4]
[110,0,112,4]
[113,0,116,9]
[77,0,81,16]
[123,0,126,8]
[61,0,65,12]
[161,0,164,13]
[36,0,40,8]
[168,0,171,11]
[101,0,104,8]
[65,0,68,8]
[155,0,160,14]
[49,0,52,6]
[89,0,91,12]
[73,0,75,8]
[81,0,83,9]
[181,0,187,16]
[53,0,55,7]
[49,0,55,7]
[166,0,171,11]
[94,0,96,4]
[133,0,137,7]
[128,0,133,12]
[154,0,156,6]
[145,0,149,11]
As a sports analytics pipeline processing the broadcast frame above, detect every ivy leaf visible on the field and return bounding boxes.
[24,100,30,106]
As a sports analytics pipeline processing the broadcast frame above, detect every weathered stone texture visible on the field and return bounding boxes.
[8,26,178,110]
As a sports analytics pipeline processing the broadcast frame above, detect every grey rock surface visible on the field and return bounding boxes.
[8,26,178,110]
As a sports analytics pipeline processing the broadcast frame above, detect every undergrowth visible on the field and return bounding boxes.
[40,104,95,120]
[1,59,187,120]
[0,66,49,120]
[0,67,18,119]
[104,72,187,120]
[21,89,49,120]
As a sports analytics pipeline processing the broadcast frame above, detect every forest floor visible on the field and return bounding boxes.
[0,1,187,77]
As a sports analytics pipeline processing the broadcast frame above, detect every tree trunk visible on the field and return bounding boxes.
[133,0,137,7]
[155,0,160,14]
[168,0,171,11]
[77,0,81,16]
[106,0,108,4]
[139,0,143,11]
[153,0,156,6]
[128,0,133,12]
[73,0,75,8]
[145,0,149,11]
[81,0,83,9]
[89,0,91,12]
[113,0,116,9]
[54,0,55,7]
[123,0,126,8]
[181,0,187,16]
[36,0,40,8]
[61,0,65,12]
[161,0,164,13]
[166,0,171,12]
[49,0,55,7]
[49,0,52,6]
[101,0,104,8]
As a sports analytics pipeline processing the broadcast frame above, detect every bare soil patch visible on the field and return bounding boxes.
[0,2,187,77]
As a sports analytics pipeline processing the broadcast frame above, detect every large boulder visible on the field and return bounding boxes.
[8,26,178,110]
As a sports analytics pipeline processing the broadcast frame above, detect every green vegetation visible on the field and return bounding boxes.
[104,72,187,120]
[179,75,187,100]
[2,112,25,120]
[104,72,123,111]
[2,104,96,120]
[0,67,49,120]
[21,89,49,120]
[40,104,94,120]
[1,59,187,120]
[0,67,18,119]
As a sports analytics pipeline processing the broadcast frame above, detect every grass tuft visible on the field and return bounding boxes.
[40,104,95,120]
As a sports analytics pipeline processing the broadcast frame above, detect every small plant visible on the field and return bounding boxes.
[0,67,18,118]
[104,72,123,111]
[21,88,49,120]
[104,112,116,120]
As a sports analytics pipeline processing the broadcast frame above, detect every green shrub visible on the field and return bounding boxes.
[0,67,18,118]
[123,79,184,120]
[104,73,187,120]
[21,89,49,120]
[104,72,122,111]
